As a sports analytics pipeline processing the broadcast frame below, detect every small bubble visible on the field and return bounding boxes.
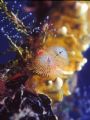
[1,27,4,32]
[29,13,32,16]
[32,19,35,23]
[46,16,49,20]
[14,1,17,4]
[19,4,22,7]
